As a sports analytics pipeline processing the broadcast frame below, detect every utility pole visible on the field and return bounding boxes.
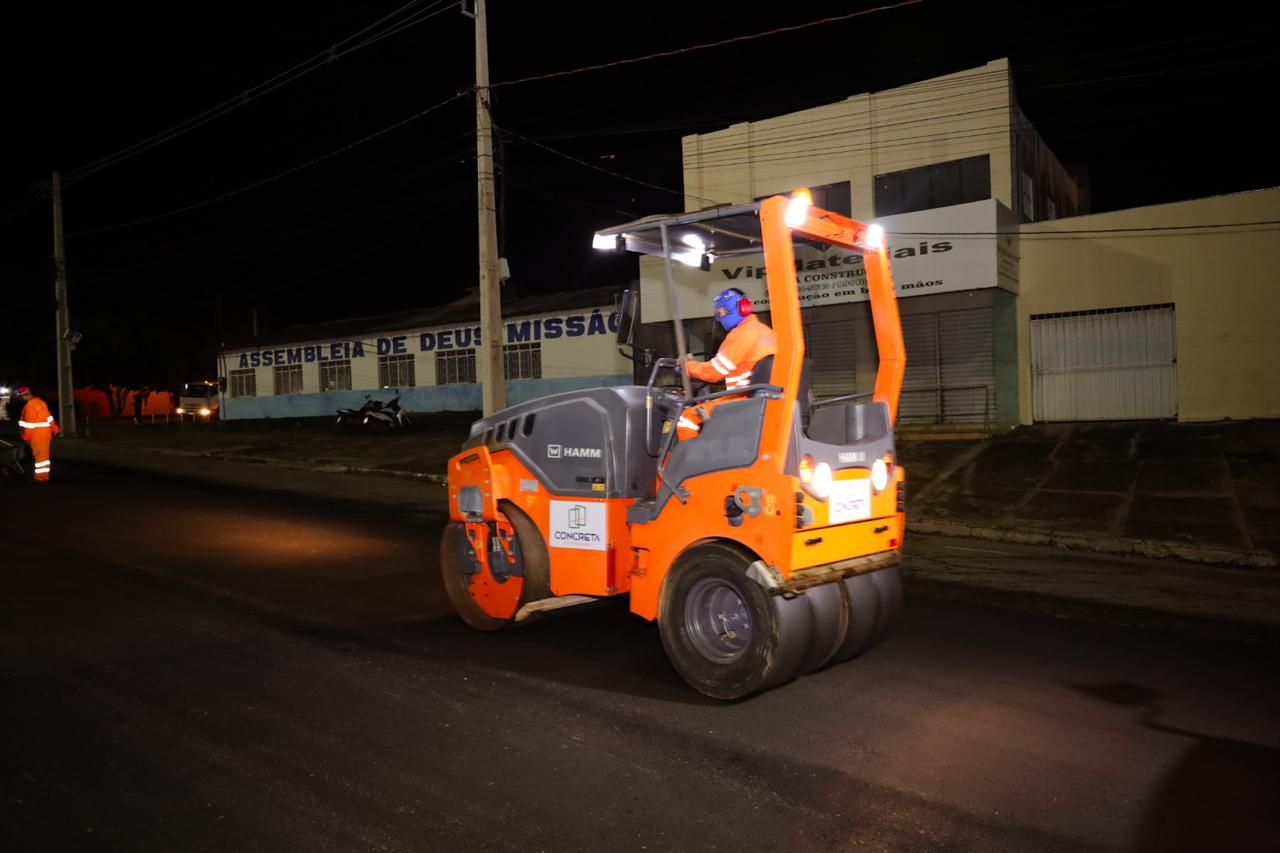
[473,0,505,415]
[51,172,77,437]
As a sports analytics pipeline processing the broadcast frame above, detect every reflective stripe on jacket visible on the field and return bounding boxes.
[20,397,59,441]
[685,315,777,390]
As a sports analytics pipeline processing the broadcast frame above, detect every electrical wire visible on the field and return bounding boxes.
[71,90,471,237]
[63,0,458,186]
[496,125,731,208]
[501,34,1273,164]
[489,1,925,88]
[502,123,1280,241]
[889,220,1280,240]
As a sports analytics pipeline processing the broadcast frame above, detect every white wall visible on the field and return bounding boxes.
[221,304,631,398]
[1017,188,1280,422]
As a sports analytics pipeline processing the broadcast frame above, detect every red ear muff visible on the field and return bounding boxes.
[738,298,753,316]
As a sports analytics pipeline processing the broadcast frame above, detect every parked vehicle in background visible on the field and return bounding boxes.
[336,396,411,430]
[175,381,219,421]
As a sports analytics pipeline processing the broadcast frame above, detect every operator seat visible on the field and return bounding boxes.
[749,355,815,429]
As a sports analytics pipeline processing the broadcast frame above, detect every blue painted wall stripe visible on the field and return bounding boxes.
[222,374,634,420]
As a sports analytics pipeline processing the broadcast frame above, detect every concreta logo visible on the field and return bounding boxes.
[555,504,600,543]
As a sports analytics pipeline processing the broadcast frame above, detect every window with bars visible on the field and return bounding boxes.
[378,353,415,388]
[273,364,303,396]
[504,342,542,380]
[320,359,352,391]
[436,349,476,385]
[229,368,257,398]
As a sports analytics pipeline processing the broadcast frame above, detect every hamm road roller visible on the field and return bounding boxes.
[443,191,907,699]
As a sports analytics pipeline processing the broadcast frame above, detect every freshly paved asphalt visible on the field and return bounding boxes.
[2,461,1277,852]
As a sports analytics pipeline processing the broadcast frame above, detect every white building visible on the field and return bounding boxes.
[216,286,632,419]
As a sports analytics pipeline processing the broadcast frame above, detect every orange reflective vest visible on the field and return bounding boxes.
[686,314,777,390]
[19,397,60,441]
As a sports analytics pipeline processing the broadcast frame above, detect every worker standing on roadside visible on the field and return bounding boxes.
[677,287,777,439]
[16,386,60,482]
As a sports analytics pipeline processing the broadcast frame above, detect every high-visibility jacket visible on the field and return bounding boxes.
[19,396,60,441]
[686,314,777,391]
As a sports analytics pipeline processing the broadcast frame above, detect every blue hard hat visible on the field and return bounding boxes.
[713,288,752,331]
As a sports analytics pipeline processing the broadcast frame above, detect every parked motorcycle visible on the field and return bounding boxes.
[336,398,380,427]
[336,396,412,430]
[364,396,411,429]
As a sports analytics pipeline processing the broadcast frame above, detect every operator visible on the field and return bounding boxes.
[16,386,60,483]
[677,287,776,439]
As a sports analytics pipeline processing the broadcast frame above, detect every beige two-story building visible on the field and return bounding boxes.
[636,58,1280,427]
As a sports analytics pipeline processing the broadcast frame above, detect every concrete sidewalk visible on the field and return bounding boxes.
[901,420,1280,568]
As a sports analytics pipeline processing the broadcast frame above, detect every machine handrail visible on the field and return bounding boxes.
[810,391,875,410]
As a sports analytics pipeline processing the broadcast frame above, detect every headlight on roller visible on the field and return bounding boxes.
[811,462,833,500]
[871,458,889,492]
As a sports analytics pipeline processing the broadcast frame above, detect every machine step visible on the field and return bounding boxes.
[514,594,599,622]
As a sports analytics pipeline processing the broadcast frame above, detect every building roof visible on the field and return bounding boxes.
[223,284,626,351]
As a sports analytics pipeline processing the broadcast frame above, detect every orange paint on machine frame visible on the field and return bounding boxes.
[441,192,908,700]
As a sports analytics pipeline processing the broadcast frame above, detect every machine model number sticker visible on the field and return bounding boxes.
[549,500,607,551]
[838,451,866,464]
[828,479,872,524]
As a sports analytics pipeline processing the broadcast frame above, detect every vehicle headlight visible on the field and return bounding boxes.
[199,407,212,416]
[811,462,833,500]
[871,458,889,492]
[175,407,185,414]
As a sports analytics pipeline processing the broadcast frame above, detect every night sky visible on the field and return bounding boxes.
[3,1,1276,389]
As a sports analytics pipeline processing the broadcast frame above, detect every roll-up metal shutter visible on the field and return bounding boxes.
[899,308,995,424]
[804,320,857,397]
[939,308,995,423]
[1031,304,1176,421]
[900,314,940,423]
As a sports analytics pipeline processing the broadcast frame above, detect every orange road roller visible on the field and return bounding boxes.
[443,192,907,699]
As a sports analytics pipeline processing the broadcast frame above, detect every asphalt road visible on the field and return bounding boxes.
[2,462,1278,852]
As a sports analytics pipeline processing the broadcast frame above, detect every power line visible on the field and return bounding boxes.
[63,0,458,186]
[500,38,1270,172]
[519,74,1011,148]
[496,125,730,208]
[489,1,925,88]
[502,119,1280,240]
[0,181,48,227]
[890,220,1280,239]
[504,176,639,220]
[343,1,459,53]
[71,91,471,237]
[569,45,1269,171]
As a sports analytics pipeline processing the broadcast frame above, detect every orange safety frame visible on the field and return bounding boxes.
[623,196,905,619]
